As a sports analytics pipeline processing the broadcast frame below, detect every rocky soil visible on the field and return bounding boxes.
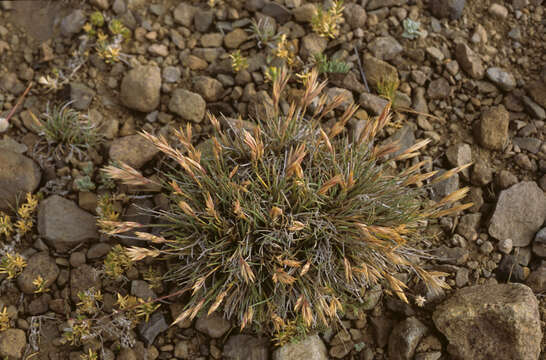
[0,0,545,359]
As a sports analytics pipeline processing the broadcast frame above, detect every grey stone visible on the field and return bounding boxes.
[138,312,168,345]
[60,9,86,37]
[498,238,513,254]
[522,96,546,120]
[362,55,399,88]
[388,317,428,360]
[479,105,509,150]
[262,2,291,23]
[87,243,112,259]
[429,0,466,20]
[169,89,206,123]
[38,195,98,253]
[383,124,415,159]
[326,87,354,111]
[456,213,481,242]
[488,181,546,247]
[434,246,469,265]
[109,134,160,169]
[0,151,41,211]
[272,335,327,360]
[223,335,269,360]
[427,78,451,99]
[17,252,59,295]
[70,264,102,302]
[526,80,546,108]
[489,3,508,18]
[193,76,224,102]
[455,42,484,79]
[486,67,516,91]
[195,313,231,338]
[471,161,493,186]
[431,171,459,202]
[194,9,213,32]
[367,0,407,10]
[343,4,367,29]
[359,93,389,115]
[532,227,546,258]
[433,283,541,360]
[369,36,403,61]
[446,143,471,178]
[173,3,197,27]
[131,280,156,300]
[526,264,546,293]
[120,65,161,112]
[299,33,328,59]
[70,82,95,110]
[0,329,26,359]
[293,4,317,23]
[512,137,542,154]
[224,28,249,49]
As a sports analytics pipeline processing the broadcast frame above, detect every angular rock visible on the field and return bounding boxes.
[388,317,428,360]
[488,181,546,247]
[173,3,197,27]
[526,80,546,109]
[455,42,484,79]
[489,3,508,18]
[120,65,161,112]
[262,2,291,23]
[169,89,206,123]
[427,78,451,99]
[0,151,41,211]
[433,283,541,360]
[0,329,26,359]
[194,9,213,32]
[359,93,389,115]
[224,28,248,49]
[109,134,160,169]
[522,96,546,120]
[362,55,399,88]
[70,82,95,110]
[138,312,168,345]
[479,105,509,150]
[193,76,224,102]
[526,264,546,293]
[195,313,231,338]
[446,143,472,177]
[17,252,59,295]
[223,335,269,360]
[38,195,98,253]
[429,0,466,19]
[60,9,86,37]
[486,67,516,91]
[343,3,367,29]
[369,36,403,61]
[272,335,327,360]
[326,87,354,111]
[292,3,316,23]
[299,33,328,59]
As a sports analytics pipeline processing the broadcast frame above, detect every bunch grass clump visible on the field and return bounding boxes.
[38,103,102,159]
[103,68,471,339]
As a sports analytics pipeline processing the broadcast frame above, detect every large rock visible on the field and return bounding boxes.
[0,151,41,211]
[359,93,389,115]
[173,2,197,27]
[223,335,269,360]
[169,89,206,123]
[60,9,86,37]
[109,134,160,169]
[488,181,546,247]
[120,65,161,112]
[38,195,98,253]
[0,329,26,359]
[433,283,542,360]
[455,42,484,79]
[17,252,59,294]
[362,55,399,89]
[388,317,428,360]
[479,105,509,150]
[272,335,327,360]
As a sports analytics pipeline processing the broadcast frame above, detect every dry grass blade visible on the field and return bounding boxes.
[102,162,160,186]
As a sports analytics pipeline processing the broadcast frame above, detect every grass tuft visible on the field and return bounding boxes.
[103,67,470,340]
